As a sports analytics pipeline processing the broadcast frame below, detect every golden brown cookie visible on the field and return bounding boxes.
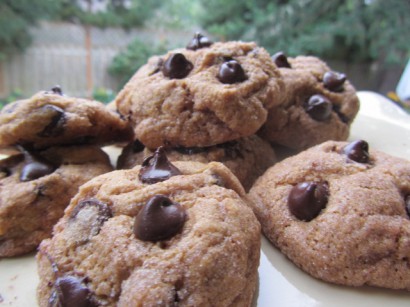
[117,135,277,191]
[0,145,112,257]
[248,140,410,290]
[258,53,359,150]
[37,150,261,306]
[115,40,284,148]
[0,86,133,149]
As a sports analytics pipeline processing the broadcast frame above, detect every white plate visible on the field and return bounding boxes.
[1,91,409,306]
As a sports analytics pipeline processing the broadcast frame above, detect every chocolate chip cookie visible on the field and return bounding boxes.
[37,149,261,306]
[0,145,112,257]
[258,53,359,150]
[115,38,284,148]
[117,135,277,191]
[248,140,410,290]
[0,86,133,149]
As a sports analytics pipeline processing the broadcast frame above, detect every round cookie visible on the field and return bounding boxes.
[258,53,359,150]
[37,149,261,306]
[117,135,277,191]
[248,140,410,290]
[0,145,113,257]
[115,38,284,148]
[0,86,133,149]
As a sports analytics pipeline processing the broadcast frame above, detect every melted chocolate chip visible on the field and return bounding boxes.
[139,147,182,184]
[304,94,332,121]
[186,32,213,50]
[323,71,346,92]
[134,194,186,241]
[342,140,370,163]
[49,85,63,96]
[131,139,145,153]
[38,104,66,137]
[49,275,97,307]
[405,195,410,217]
[68,198,112,243]
[162,53,193,79]
[18,147,56,182]
[217,60,247,84]
[271,51,291,68]
[288,182,329,221]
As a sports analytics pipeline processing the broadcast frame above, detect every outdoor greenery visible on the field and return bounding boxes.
[197,0,410,65]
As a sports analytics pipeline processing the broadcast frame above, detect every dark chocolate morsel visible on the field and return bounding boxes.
[342,140,370,163]
[38,104,66,137]
[162,53,193,79]
[131,139,145,153]
[134,194,186,241]
[49,275,97,307]
[271,51,291,68]
[139,147,182,184]
[304,94,332,121]
[217,60,247,84]
[50,85,63,96]
[186,32,213,50]
[18,147,56,182]
[405,195,410,217]
[69,198,112,243]
[323,71,346,92]
[288,181,329,221]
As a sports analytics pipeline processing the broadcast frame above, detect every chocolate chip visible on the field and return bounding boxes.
[271,51,291,68]
[217,60,247,84]
[186,32,213,50]
[38,104,66,137]
[139,147,182,184]
[304,94,332,121]
[49,85,63,96]
[131,139,145,153]
[68,198,112,244]
[134,194,186,241]
[162,53,193,79]
[18,147,56,182]
[342,140,370,163]
[323,71,346,92]
[49,275,97,307]
[288,182,329,221]
[405,195,410,217]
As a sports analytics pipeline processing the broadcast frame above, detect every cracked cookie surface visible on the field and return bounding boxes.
[248,140,410,290]
[115,41,284,148]
[37,161,261,306]
[0,146,112,257]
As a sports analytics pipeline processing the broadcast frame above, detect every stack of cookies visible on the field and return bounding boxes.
[0,86,133,257]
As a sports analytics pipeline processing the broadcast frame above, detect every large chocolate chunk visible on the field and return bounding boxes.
[186,32,213,50]
[38,104,66,137]
[217,60,247,84]
[134,194,186,242]
[323,71,346,92]
[304,94,332,121]
[139,147,182,184]
[49,275,97,307]
[271,51,291,68]
[49,85,64,96]
[342,140,370,163]
[162,53,193,79]
[19,147,56,182]
[288,182,329,221]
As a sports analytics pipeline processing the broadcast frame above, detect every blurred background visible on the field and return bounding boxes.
[0,0,409,108]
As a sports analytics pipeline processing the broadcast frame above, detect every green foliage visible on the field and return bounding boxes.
[57,0,162,29]
[108,38,169,88]
[0,89,24,109]
[198,0,410,65]
[92,87,116,104]
[0,0,60,60]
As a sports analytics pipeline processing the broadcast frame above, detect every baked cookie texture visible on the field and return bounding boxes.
[37,158,261,306]
[248,140,410,290]
[115,41,284,148]
[117,135,277,191]
[259,54,359,150]
[0,88,133,149]
[0,146,112,257]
